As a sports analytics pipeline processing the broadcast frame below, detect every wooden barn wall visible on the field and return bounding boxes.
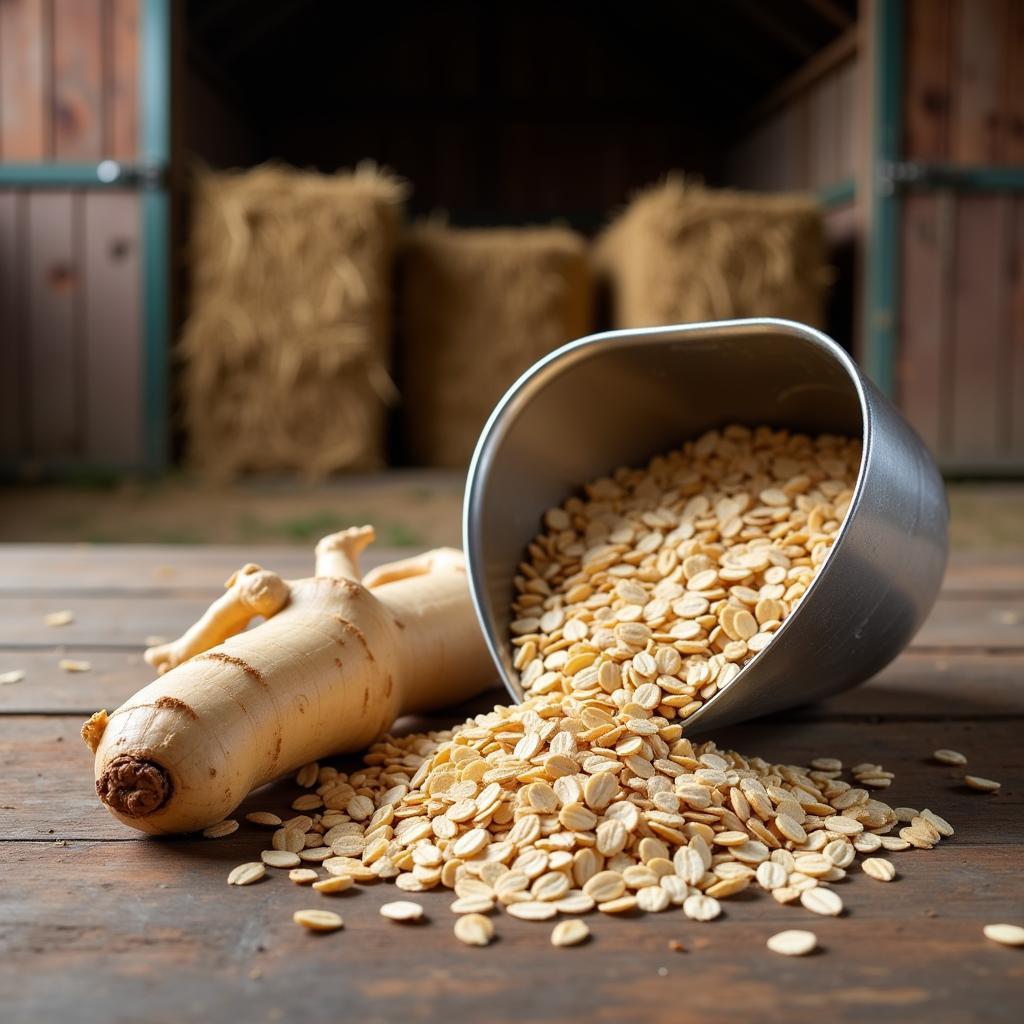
[904,0,1024,166]
[724,55,860,356]
[0,188,143,465]
[725,56,860,201]
[0,0,138,162]
[0,0,143,470]
[899,0,1024,470]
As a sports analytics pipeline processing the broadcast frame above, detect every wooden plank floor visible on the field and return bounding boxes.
[1,544,1022,1024]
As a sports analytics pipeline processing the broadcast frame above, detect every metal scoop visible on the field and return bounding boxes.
[463,318,948,733]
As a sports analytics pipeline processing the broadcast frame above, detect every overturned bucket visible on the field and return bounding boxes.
[463,318,948,733]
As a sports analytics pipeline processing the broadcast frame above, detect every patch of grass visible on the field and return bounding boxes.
[375,521,425,548]
[153,527,208,545]
[276,511,350,542]
[84,531,116,544]
[45,510,94,530]
[235,512,268,543]
[233,509,425,547]
[948,489,1024,548]
[55,469,123,491]
[233,510,346,542]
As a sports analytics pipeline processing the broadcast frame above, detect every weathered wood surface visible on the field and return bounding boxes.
[5,648,1023,720]
[0,0,139,162]
[1,544,1018,594]
[904,0,1024,166]
[1014,201,1024,454]
[950,196,1007,461]
[2,589,1020,650]
[26,191,79,458]
[0,0,47,160]
[82,191,142,463]
[899,192,948,454]
[897,191,1023,468]
[1,544,1022,1024]
[1,840,1020,1024]
[903,0,952,162]
[0,192,23,458]
[1,185,149,466]
[109,0,139,159]
[0,543,405,592]
[898,0,1024,469]
[0,0,143,469]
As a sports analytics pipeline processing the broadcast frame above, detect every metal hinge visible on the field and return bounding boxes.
[97,160,167,188]
[876,159,927,196]
[877,160,1024,194]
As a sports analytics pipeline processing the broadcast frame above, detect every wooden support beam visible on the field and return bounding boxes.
[800,0,856,31]
[751,26,859,125]
[733,0,820,58]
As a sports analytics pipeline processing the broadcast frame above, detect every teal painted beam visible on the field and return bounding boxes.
[819,178,856,209]
[896,163,1024,191]
[0,162,135,187]
[862,0,904,398]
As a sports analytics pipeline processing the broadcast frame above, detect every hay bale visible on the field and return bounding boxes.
[179,163,406,479]
[400,224,592,467]
[595,176,830,329]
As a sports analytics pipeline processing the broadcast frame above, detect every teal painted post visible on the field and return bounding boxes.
[863,0,903,397]
[140,0,171,472]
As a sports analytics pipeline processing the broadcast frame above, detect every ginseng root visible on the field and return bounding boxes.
[84,527,495,834]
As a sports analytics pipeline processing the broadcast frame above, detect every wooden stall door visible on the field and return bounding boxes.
[898,0,1024,474]
[0,0,164,475]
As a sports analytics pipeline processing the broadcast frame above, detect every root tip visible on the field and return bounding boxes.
[97,754,173,818]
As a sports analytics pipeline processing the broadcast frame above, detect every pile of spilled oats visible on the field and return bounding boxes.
[217,426,995,954]
[233,707,956,955]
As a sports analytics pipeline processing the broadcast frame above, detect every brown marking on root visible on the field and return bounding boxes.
[195,651,267,687]
[385,673,394,698]
[331,616,375,662]
[209,767,217,778]
[362,687,370,712]
[154,696,198,720]
[334,657,344,671]
[393,618,406,630]
[97,754,172,818]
